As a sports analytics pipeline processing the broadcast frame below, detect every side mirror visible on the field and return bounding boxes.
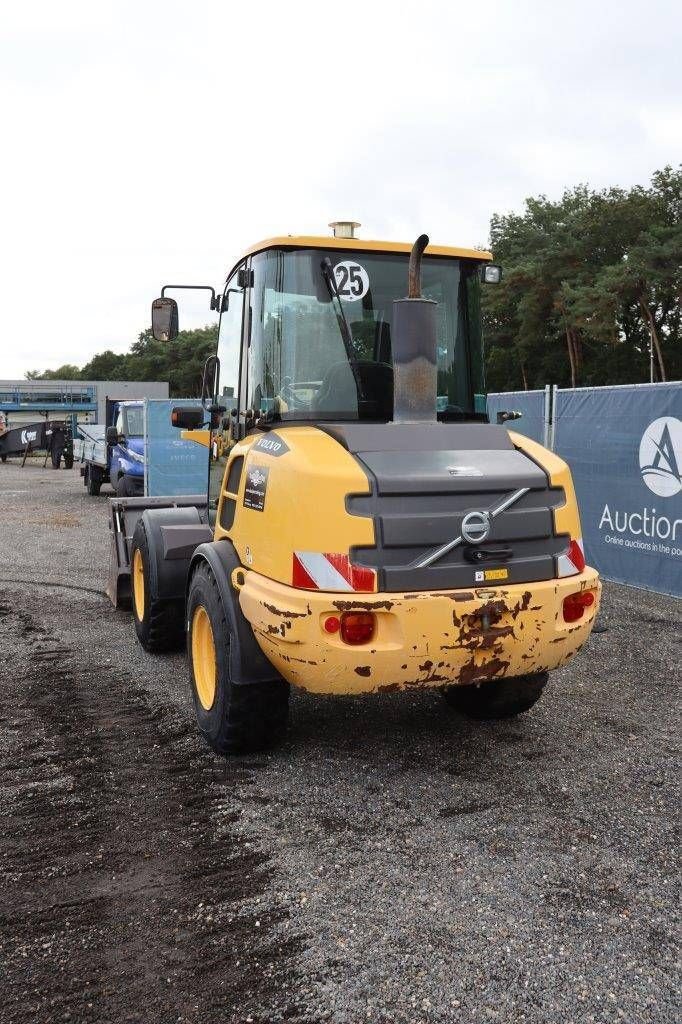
[170,406,205,430]
[151,297,179,342]
[106,425,120,445]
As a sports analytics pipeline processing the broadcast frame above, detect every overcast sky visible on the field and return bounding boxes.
[1,0,680,380]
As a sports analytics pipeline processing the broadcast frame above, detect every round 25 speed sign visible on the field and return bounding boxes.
[333,261,369,301]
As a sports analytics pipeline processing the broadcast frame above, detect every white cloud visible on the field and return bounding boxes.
[0,0,679,377]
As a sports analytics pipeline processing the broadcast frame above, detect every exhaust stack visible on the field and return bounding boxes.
[392,234,438,422]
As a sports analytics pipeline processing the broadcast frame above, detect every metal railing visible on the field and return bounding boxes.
[0,383,97,410]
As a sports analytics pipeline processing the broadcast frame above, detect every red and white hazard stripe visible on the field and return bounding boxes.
[292,552,375,592]
[557,537,586,577]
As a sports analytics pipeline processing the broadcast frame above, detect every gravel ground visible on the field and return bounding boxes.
[0,460,679,1024]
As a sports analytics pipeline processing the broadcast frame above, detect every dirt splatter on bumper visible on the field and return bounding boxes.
[238,570,601,695]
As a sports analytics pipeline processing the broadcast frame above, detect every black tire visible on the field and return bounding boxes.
[441,672,548,720]
[116,474,137,497]
[1,454,7,463]
[86,466,102,496]
[64,452,74,469]
[130,520,184,653]
[187,561,289,755]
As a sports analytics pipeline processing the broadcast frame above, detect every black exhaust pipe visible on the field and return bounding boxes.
[392,234,438,423]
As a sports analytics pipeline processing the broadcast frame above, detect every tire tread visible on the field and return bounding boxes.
[131,522,184,653]
[189,563,288,756]
[441,672,548,720]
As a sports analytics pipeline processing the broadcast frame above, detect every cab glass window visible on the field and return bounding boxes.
[124,406,144,437]
[209,266,245,514]
[247,248,483,423]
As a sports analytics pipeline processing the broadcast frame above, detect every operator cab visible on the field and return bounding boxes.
[217,236,491,431]
[152,229,499,519]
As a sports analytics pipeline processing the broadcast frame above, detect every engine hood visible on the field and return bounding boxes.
[322,422,567,591]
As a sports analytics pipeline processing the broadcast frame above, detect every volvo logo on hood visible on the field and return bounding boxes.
[414,487,530,569]
[461,510,491,544]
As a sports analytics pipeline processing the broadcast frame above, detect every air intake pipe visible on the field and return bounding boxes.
[392,234,438,422]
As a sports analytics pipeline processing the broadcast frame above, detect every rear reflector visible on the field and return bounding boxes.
[557,537,586,577]
[293,552,376,592]
[340,612,375,645]
[562,590,595,623]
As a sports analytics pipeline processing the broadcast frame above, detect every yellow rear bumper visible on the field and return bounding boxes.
[238,570,601,695]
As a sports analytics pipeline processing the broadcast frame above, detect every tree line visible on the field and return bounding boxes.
[482,165,681,390]
[26,327,219,397]
[27,165,680,394]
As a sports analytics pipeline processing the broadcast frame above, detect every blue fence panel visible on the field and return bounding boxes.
[144,399,208,497]
[486,390,546,444]
[554,383,682,598]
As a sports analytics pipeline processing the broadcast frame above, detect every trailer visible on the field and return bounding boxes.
[0,419,73,468]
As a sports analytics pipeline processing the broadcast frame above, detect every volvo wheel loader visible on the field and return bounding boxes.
[109,224,600,755]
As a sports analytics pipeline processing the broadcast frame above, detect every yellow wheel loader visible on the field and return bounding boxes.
[109,225,600,755]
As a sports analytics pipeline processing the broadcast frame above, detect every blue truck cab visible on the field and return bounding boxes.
[109,401,145,496]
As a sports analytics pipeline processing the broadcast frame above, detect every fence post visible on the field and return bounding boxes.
[543,386,550,449]
[548,385,558,451]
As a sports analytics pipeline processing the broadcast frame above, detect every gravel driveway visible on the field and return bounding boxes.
[1,461,679,1023]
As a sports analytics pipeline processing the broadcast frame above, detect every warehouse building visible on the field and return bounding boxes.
[0,379,169,428]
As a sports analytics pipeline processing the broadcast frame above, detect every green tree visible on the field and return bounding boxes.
[483,166,681,389]
[25,326,220,397]
[25,365,81,379]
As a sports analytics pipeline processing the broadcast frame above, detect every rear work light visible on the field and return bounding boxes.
[340,612,375,645]
[557,538,586,577]
[562,590,595,623]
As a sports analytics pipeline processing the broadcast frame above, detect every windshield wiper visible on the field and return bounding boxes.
[320,257,365,400]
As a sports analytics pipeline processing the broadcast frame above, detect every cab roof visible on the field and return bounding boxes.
[240,235,493,262]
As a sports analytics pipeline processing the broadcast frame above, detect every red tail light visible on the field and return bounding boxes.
[562,590,595,623]
[340,612,375,645]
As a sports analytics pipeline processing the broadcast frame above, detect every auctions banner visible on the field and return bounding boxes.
[554,383,682,598]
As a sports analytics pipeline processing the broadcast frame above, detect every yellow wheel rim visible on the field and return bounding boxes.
[191,605,217,710]
[132,547,145,622]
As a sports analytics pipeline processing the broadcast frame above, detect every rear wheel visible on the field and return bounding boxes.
[441,672,548,719]
[187,562,289,755]
[86,466,102,496]
[130,521,184,652]
[1,454,7,463]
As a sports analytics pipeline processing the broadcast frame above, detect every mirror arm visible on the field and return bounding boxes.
[161,284,219,311]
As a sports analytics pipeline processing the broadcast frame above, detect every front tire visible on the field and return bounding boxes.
[130,521,184,652]
[441,672,548,719]
[116,473,139,497]
[187,562,289,756]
